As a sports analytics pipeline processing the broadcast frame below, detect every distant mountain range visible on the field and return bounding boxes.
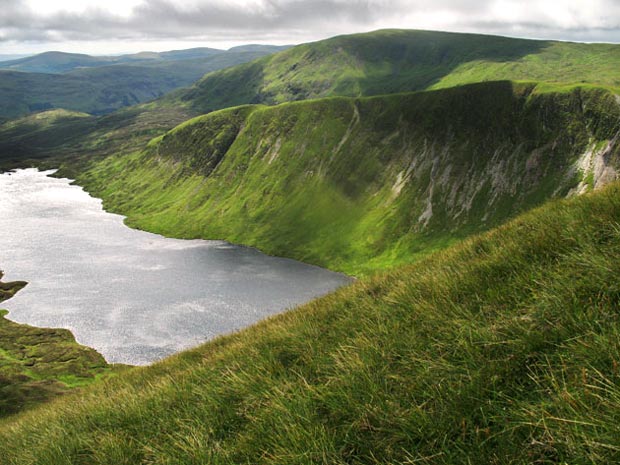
[0,45,289,74]
[0,45,290,118]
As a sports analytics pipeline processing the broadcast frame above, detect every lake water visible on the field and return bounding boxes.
[0,169,351,365]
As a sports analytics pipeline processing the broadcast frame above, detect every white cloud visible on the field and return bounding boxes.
[1,0,618,54]
[25,0,144,16]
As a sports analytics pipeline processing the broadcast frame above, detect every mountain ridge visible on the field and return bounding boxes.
[74,81,620,275]
[169,29,620,115]
[0,48,287,119]
[2,28,619,162]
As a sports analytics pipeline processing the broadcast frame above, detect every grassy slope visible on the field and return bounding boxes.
[0,29,619,463]
[77,82,620,275]
[0,272,120,418]
[173,29,620,115]
[2,178,620,464]
[0,101,197,171]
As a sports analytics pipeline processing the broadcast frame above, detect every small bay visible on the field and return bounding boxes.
[0,169,351,365]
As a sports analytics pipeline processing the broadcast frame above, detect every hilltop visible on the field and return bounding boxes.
[0,49,222,74]
[0,46,289,74]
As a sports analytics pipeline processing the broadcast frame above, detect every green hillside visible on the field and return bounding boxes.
[1,31,619,461]
[0,110,96,168]
[76,82,620,275]
[0,99,197,170]
[3,175,620,463]
[172,29,620,115]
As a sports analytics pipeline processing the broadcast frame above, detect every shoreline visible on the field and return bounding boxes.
[0,270,120,418]
[0,168,352,367]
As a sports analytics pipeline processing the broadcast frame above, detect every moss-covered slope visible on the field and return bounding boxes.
[77,82,620,275]
[3,173,620,464]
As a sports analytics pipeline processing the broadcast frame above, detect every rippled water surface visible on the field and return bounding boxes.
[0,169,351,364]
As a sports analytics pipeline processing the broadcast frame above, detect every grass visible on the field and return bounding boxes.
[0,271,124,418]
[0,101,197,171]
[74,82,620,275]
[2,176,620,463]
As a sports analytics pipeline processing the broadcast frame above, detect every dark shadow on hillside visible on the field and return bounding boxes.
[331,29,550,96]
[181,60,269,114]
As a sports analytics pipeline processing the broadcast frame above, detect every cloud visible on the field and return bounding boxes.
[1,0,619,49]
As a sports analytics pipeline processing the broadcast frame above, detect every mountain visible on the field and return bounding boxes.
[3,173,620,463]
[228,44,292,53]
[74,82,620,275]
[0,47,241,74]
[124,47,223,63]
[0,47,290,74]
[0,49,285,119]
[168,29,620,115]
[0,51,128,74]
[4,29,620,164]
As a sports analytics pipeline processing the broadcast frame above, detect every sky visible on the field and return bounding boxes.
[1,0,619,55]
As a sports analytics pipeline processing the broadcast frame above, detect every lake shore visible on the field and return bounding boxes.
[0,169,351,365]
[0,271,122,418]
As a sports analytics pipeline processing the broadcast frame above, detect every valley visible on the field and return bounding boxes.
[0,27,619,464]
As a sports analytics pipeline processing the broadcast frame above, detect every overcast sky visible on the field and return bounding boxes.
[1,0,619,55]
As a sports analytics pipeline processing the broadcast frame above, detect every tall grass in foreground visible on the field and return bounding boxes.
[2,184,620,464]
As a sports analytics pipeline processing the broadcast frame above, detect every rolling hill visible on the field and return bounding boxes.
[168,29,620,115]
